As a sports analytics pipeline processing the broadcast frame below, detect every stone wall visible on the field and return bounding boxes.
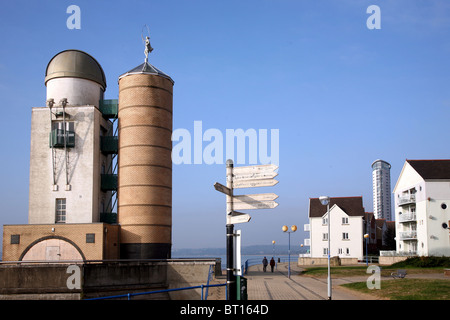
[0,259,220,300]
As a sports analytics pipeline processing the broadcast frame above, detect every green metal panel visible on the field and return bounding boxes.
[99,99,118,118]
[100,212,117,224]
[101,136,118,154]
[49,129,75,148]
[101,174,117,191]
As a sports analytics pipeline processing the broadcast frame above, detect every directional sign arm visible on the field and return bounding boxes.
[214,182,231,196]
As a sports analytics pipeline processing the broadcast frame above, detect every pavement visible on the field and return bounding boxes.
[213,262,450,300]
[244,263,369,300]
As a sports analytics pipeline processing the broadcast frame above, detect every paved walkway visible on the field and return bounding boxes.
[245,263,369,300]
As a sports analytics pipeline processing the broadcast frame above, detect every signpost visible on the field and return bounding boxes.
[214,160,279,300]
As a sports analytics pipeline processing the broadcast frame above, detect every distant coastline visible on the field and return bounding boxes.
[172,244,307,257]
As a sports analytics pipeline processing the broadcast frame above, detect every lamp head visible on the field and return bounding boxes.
[282,225,288,232]
[319,196,330,206]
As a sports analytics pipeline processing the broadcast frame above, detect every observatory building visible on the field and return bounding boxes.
[2,46,174,261]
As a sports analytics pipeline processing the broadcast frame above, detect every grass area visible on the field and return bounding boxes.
[299,257,450,300]
[342,279,450,300]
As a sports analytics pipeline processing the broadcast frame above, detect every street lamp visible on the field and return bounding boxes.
[364,233,369,266]
[282,225,297,278]
[319,195,331,300]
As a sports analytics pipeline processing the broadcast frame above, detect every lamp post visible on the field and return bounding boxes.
[282,225,297,278]
[319,195,331,300]
[364,233,369,266]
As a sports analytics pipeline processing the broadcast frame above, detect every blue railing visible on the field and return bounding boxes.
[85,283,227,300]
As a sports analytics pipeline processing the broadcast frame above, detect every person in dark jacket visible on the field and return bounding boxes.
[270,257,276,272]
[262,257,268,272]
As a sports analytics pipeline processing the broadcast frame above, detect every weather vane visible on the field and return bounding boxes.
[142,25,153,64]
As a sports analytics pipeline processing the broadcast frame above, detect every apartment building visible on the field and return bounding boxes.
[305,197,365,260]
[393,159,450,256]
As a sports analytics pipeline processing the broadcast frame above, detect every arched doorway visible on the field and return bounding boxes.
[21,237,84,261]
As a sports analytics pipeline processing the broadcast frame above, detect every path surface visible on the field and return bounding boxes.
[245,263,369,300]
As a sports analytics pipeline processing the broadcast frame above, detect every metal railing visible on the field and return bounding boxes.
[84,283,227,300]
[399,212,416,222]
[398,194,416,206]
[399,231,417,240]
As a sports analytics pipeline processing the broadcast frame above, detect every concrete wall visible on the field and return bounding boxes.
[298,256,343,266]
[0,259,220,300]
[378,256,409,265]
[28,105,112,225]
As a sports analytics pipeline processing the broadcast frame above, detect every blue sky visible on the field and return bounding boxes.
[1,0,450,251]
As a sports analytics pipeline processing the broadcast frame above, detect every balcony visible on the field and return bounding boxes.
[399,212,416,223]
[100,212,117,224]
[99,99,118,119]
[101,174,117,191]
[398,194,416,206]
[399,231,417,240]
[101,136,118,154]
[49,129,75,148]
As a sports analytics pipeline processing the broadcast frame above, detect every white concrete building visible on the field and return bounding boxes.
[372,159,392,221]
[393,159,450,257]
[305,197,365,260]
[28,50,117,225]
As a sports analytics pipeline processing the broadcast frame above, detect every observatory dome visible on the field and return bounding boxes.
[45,50,106,90]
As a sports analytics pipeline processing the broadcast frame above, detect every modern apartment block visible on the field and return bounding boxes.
[372,159,392,221]
[393,159,450,256]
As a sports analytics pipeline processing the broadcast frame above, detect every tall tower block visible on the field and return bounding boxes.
[372,159,392,221]
[118,61,174,259]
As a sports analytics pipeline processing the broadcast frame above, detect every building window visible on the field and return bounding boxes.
[55,198,66,223]
[86,233,95,243]
[50,121,75,148]
[322,233,328,241]
[342,217,348,224]
[10,234,20,244]
[323,248,328,255]
[322,217,328,225]
[342,232,349,240]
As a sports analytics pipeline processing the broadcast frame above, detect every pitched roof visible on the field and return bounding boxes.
[309,197,365,218]
[407,159,450,179]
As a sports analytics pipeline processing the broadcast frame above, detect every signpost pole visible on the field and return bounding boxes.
[226,159,236,300]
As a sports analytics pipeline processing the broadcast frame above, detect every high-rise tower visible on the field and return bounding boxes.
[117,38,174,259]
[372,159,392,220]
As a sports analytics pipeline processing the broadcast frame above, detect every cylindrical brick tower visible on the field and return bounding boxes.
[118,62,174,259]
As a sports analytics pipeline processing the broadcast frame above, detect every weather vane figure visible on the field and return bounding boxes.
[142,25,153,65]
[144,36,153,64]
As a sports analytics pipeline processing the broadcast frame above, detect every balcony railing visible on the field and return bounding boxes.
[100,212,117,224]
[399,212,416,223]
[399,231,417,240]
[99,99,118,119]
[398,194,416,206]
[101,136,118,154]
[101,174,117,191]
[380,250,417,256]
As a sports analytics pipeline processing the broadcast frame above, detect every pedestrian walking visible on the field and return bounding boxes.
[270,257,275,272]
[262,257,268,272]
